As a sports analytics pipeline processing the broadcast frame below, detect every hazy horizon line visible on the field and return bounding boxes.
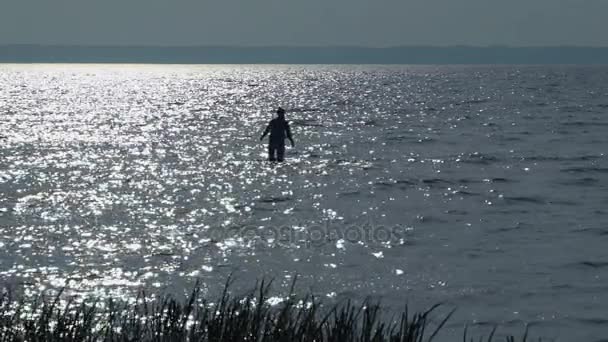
[3,44,608,49]
[3,45,608,64]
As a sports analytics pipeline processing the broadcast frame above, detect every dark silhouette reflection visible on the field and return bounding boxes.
[260,107,295,162]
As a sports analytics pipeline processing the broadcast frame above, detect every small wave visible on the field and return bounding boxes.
[462,98,489,105]
[557,177,599,186]
[373,181,397,188]
[572,227,608,236]
[331,100,348,106]
[487,177,512,183]
[525,155,602,162]
[560,121,608,127]
[453,190,480,196]
[492,208,531,214]
[579,261,608,269]
[501,136,523,142]
[258,196,292,204]
[495,222,531,232]
[459,153,500,165]
[445,209,468,215]
[548,199,579,206]
[415,215,445,223]
[522,155,562,162]
[575,155,603,161]
[416,137,436,143]
[575,318,608,326]
[306,153,324,159]
[337,190,361,198]
[384,135,426,143]
[384,135,408,142]
[356,120,377,126]
[251,207,276,212]
[396,179,417,186]
[561,167,608,174]
[457,178,481,184]
[290,119,323,127]
[374,179,416,188]
[152,252,175,257]
[289,107,320,113]
[559,105,585,113]
[503,196,546,204]
[422,178,453,185]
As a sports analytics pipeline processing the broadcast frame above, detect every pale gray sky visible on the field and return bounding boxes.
[2,0,607,46]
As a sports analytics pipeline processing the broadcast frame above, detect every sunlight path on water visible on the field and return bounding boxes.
[1,64,608,341]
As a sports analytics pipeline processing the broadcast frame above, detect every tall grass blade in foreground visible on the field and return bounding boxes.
[0,281,537,342]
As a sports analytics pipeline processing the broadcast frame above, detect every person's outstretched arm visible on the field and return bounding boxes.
[260,124,270,141]
[286,122,295,147]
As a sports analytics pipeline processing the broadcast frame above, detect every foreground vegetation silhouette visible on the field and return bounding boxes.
[0,278,537,342]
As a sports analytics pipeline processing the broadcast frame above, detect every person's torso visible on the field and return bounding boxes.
[269,119,288,142]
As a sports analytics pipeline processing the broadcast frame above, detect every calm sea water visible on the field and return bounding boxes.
[1,64,607,341]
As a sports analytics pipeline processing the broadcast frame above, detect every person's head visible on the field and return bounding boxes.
[276,107,286,119]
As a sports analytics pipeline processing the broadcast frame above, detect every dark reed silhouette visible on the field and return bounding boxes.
[0,277,540,342]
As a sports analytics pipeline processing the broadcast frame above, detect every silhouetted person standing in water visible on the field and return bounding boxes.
[260,107,294,162]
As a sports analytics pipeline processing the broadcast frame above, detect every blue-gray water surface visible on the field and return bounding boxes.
[1,64,607,341]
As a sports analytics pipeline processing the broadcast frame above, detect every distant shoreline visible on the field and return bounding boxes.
[2,45,608,64]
